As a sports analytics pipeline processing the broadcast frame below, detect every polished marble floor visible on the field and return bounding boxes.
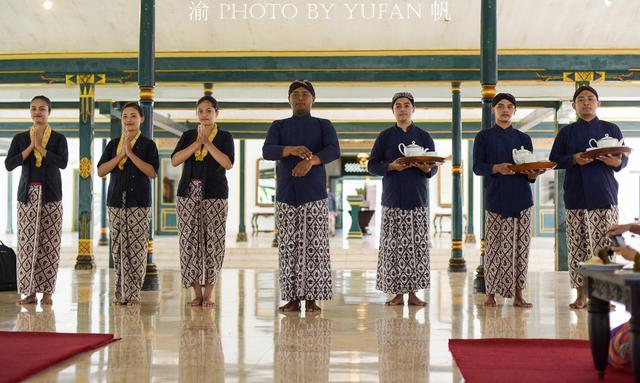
[2,267,632,383]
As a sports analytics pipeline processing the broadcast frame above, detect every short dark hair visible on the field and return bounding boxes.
[196,95,219,111]
[31,95,52,112]
[573,86,599,102]
[120,102,144,117]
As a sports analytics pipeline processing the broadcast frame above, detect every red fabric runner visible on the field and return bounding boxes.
[449,338,633,383]
[0,331,117,383]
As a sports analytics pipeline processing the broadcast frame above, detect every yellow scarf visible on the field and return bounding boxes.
[116,130,141,170]
[194,124,218,161]
[29,124,52,168]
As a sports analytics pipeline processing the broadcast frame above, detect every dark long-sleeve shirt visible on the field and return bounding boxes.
[5,129,68,203]
[473,125,534,218]
[262,113,340,206]
[97,134,159,208]
[171,129,235,199]
[367,124,437,210]
[549,117,627,210]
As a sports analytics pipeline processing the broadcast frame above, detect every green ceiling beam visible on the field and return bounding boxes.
[0,54,637,84]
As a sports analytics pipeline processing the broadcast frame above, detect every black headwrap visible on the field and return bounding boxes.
[288,80,315,98]
[492,93,517,107]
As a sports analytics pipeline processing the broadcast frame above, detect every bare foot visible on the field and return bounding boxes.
[513,298,532,308]
[127,299,141,307]
[187,297,203,307]
[202,300,215,308]
[385,294,404,306]
[407,293,426,306]
[17,294,37,305]
[569,298,586,310]
[278,300,301,312]
[305,300,321,312]
[40,295,53,305]
[483,295,497,307]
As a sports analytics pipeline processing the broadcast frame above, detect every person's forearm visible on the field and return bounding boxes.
[128,152,157,178]
[171,142,199,166]
[98,155,123,177]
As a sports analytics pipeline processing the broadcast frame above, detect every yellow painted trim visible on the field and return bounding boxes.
[160,208,177,232]
[2,48,640,60]
[122,67,544,74]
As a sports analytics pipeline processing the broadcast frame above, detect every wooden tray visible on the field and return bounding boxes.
[581,146,632,159]
[508,161,557,172]
[398,155,446,165]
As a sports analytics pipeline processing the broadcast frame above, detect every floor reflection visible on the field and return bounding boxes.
[15,305,56,332]
[276,315,332,382]
[108,307,149,383]
[376,309,429,382]
[180,308,225,382]
[0,268,626,383]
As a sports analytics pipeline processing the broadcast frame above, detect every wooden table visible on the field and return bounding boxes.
[580,265,640,382]
[251,212,274,235]
[433,213,467,236]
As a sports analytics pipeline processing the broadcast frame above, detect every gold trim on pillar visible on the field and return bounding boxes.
[451,240,463,250]
[100,227,108,234]
[452,165,463,174]
[139,87,155,100]
[79,157,92,179]
[78,239,93,256]
[481,85,496,98]
[147,239,154,253]
[480,239,486,253]
[204,83,214,96]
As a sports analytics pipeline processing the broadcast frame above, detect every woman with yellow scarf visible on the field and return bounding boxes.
[171,96,234,308]
[5,95,68,306]
[98,102,159,307]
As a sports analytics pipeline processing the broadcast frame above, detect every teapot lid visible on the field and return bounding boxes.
[406,141,421,148]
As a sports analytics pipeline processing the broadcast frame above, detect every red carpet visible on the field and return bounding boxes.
[0,331,117,383]
[449,338,633,383]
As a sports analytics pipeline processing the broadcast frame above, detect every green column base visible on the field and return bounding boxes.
[236,232,248,242]
[74,256,96,271]
[142,263,159,291]
[448,253,467,272]
[346,195,363,240]
[473,262,486,293]
[464,233,477,244]
[98,227,108,246]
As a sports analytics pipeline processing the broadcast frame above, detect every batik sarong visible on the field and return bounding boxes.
[484,207,532,298]
[567,206,618,288]
[376,207,431,294]
[276,199,332,301]
[276,316,331,382]
[176,180,228,289]
[108,193,151,303]
[16,185,63,295]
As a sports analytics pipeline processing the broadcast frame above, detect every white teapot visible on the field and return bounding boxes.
[589,134,623,149]
[398,141,436,157]
[512,146,536,165]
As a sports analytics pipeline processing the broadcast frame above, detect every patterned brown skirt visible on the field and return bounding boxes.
[567,206,618,288]
[17,185,63,295]
[484,208,532,298]
[176,180,228,289]
[108,194,151,303]
[376,207,431,294]
[276,199,332,301]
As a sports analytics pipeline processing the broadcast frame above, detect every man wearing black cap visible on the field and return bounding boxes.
[550,86,627,309]
[368,92,438,306]
[473,93,545,308]
[262,80,340,313]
